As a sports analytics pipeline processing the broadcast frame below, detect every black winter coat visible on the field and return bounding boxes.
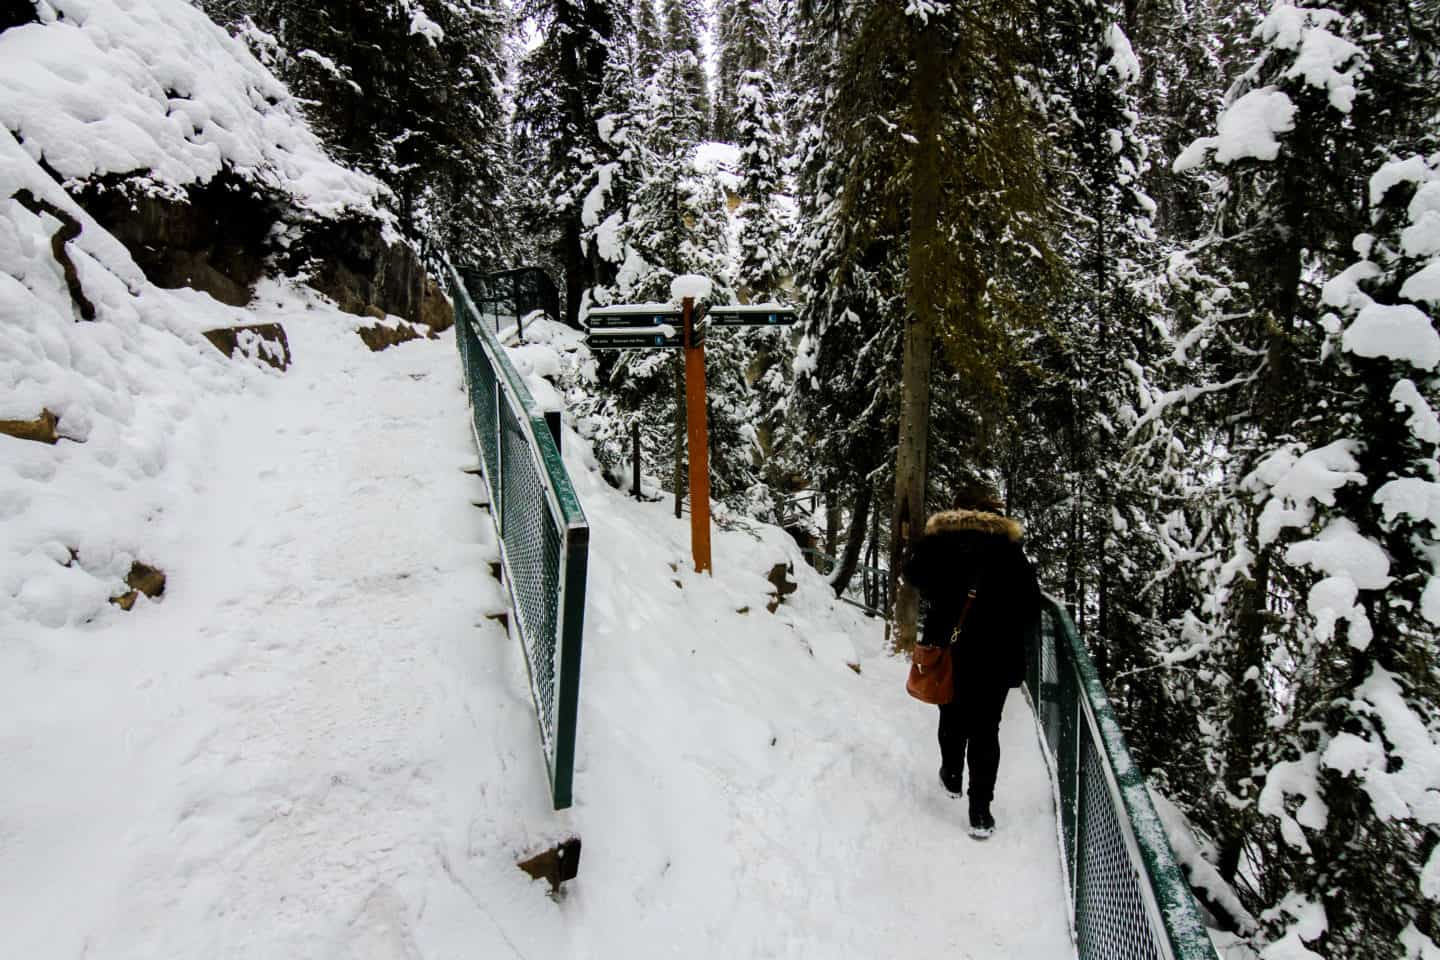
[901,509,1042,690]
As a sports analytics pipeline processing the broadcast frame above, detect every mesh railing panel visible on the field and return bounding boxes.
[1076,728,1166,960]
[448,264,589,811]
[1025,597,1216,960]
[459,310,500,494]
[499,398,564,744]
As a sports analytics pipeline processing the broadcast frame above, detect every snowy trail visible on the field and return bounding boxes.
[2,293,1071,958]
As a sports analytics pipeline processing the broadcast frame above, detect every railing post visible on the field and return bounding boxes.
[495,376,504,536]
[545,409,561,454]
[632,422,642,499]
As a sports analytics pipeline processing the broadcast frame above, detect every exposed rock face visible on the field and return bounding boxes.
[202,323,292,370]
[72,172,276,307]
[517,837,581,894]
[357,320,426,352]
[1,0,36,32]
[295,218,443,326]
[419,276,454,333]
[0,409,60,444]
[767,561,799,613]
[11,189,95,320]
[110,560,166,611]
[66,175,452,330]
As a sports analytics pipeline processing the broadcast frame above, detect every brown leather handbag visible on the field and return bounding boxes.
[906,588,977,705]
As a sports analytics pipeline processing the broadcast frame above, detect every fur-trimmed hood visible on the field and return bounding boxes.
[924,509,1024,542]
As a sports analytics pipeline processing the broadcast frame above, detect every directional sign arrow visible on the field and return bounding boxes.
[585,324,686,350]
[585,305,683,329]
[705,304,799,327]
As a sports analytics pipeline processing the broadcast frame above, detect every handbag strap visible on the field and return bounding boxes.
[948,588,978,646]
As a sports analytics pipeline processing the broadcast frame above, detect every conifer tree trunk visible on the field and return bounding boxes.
[888,25,943,649]
[1216,542,1270,884]
[829,479,872,597]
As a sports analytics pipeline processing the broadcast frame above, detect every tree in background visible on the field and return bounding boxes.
[731,41,793,522]
[635,0,663,78]
[1154,3,1440,954]
[1011,1,1192,779]
[714,0,771,142]
[207,0,512,264]
[795,0,1055,645]
[659,0,711,143]
[782,2,902,597]
[514,0,631,325]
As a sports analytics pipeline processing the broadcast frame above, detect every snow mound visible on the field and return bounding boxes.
[0,0,389,222]
[1,124,262,631]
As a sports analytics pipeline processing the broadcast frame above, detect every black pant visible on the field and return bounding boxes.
[937,685,1009,809]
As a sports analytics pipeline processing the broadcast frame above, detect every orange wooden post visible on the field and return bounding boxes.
[682,297,712,574]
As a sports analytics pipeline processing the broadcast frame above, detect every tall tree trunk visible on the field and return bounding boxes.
[888,26,943,650]
[825,489,841,566]
[865,493,881,610]
[1216,540,1271,884]
[829,480,873,597]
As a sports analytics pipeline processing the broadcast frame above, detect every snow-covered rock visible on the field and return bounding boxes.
[0,0,388,221]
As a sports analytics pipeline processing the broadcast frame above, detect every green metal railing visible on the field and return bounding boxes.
[449,264,589,810]
[1025,595,1216,960]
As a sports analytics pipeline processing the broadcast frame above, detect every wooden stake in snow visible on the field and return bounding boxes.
[682,296,712,575]
[584,276,796,577]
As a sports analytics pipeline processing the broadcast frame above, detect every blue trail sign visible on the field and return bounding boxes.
[585,303,795,350]
[705,305,799,327]
[585,305,685,350]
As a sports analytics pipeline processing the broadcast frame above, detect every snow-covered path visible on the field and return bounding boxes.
[2,293,1071,958]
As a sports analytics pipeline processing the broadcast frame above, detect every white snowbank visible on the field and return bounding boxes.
[0,0,389,222]
[3,302,1077,957]
[692,140,741,195]
[692,141,741,175]
[1148,787,1258,934]
[0,124,262,630]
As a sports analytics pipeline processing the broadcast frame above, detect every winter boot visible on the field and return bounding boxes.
[939,765,963,798]
[968,803,995,839]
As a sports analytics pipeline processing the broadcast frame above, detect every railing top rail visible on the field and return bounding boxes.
[448,263,587,534]
[1039,594,1216,960]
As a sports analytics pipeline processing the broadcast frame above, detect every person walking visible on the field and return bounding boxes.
[902,483,1041,838]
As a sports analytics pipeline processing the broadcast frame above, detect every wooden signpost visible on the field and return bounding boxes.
[586,290,798,575]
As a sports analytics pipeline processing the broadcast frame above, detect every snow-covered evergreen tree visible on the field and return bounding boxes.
[635,0,663,79]
[207,0,512,260]
[1156,3,1440,954]
[713,0,771,142]
[733,70,785,302]
[514,0,632,324]
[659,0,710,142]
